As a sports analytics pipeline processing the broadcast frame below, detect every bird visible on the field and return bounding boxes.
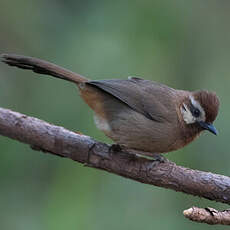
[1,54,220,158]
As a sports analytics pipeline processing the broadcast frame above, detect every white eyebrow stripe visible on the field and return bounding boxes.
[180,103,196,124]
[189,95,206,120]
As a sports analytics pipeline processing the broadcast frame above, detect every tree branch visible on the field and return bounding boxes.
[184,207,230,225]
[0,107,230,210]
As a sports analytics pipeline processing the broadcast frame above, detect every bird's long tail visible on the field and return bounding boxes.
[1,54,89,84]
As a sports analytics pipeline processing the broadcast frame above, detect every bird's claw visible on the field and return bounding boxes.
[109,144,123,153]
[147,153,167,171]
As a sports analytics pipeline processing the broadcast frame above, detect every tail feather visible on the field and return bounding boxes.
[1,54,88,84]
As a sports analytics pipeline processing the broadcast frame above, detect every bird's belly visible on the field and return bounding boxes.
[94,114,112,136]
[94,109,178,154]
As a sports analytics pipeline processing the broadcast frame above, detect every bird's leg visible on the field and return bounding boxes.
[109,145,167,169]
[127,149,167,162]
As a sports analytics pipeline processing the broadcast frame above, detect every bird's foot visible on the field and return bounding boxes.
[109,144,123,153]
[147,153,167,171]
[152,153,167,163]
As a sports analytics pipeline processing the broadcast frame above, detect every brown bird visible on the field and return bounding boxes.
[1,54,220,157]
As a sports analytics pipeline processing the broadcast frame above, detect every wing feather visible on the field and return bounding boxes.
[87,77,177,123]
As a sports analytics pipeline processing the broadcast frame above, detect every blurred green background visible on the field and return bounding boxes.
[0,0,229,229]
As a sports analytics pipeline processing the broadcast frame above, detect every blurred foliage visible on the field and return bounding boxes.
[0,0,230,229]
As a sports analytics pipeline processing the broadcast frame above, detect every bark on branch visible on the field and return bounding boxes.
[1,107,230,225]
[184,207,230,225]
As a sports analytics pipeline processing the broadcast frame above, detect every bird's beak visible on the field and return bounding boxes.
[198,121,218,135]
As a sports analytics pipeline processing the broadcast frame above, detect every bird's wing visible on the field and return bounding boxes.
[87,77,177,122]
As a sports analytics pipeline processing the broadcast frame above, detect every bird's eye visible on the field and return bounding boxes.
[193,108,201,117]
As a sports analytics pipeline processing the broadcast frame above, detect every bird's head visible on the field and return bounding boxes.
[180,91,220,135]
